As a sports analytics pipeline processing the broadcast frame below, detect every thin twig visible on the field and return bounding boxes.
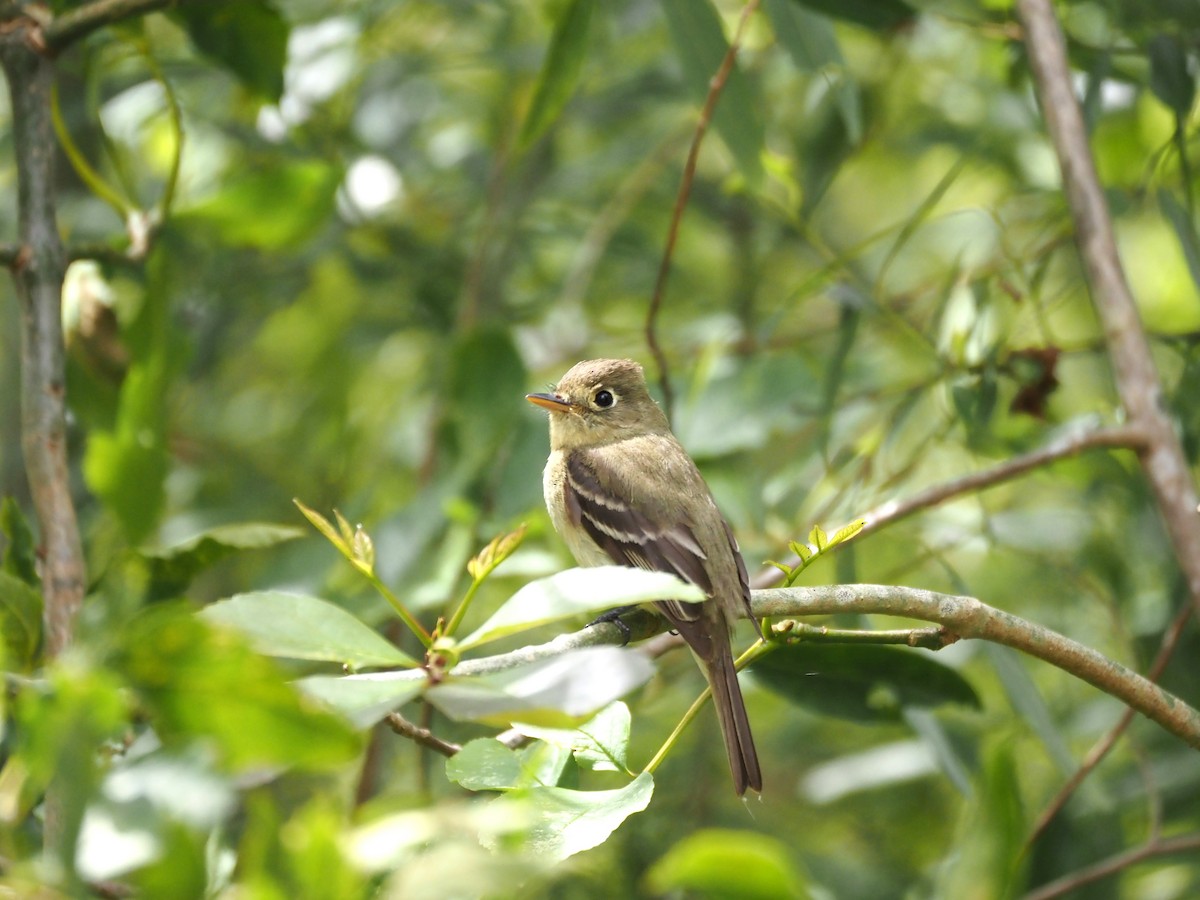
[386,712,461,758]
[1025,600,1194,846]
[43,0,177,53]
[645,0,760,421]
[750,419,1146,589]
[1023,832,1200,900]
[772,620,957,651]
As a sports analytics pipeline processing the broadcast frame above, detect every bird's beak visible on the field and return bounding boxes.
[526,392,574,414]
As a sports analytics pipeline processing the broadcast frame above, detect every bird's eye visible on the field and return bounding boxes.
[593,389,615,408]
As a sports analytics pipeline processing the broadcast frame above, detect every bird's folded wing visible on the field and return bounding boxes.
[565,450,710,622]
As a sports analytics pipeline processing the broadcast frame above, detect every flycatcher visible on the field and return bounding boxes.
[527,358,762,795]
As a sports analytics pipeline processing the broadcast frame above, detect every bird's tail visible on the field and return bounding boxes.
[707,645,762,796]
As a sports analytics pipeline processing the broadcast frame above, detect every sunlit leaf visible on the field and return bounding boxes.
[750,643,979,722]
[467,525,528,581]
[513,701,632,773]
[141,523,304,600]
[507,772,654,861]
[446,739,528,791]
[427,647,654,727]
[294,500,347,551]
[459,566,705,650]
[183,161,341,249]
[518,0,594,152]
[296,672,423,726]
[201,591,416,668]
[645,829,810,899]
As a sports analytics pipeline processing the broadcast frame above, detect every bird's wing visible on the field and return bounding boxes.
[564,448,712,622]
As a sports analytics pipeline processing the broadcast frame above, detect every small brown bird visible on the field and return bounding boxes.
[527,358,761,795]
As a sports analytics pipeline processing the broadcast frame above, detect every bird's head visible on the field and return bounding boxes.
[526,358,670,449]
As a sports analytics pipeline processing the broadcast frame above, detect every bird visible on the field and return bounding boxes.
[526,357,761,795]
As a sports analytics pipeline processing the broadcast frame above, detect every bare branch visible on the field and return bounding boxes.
[1017,0,1200,618]
[645,0,761,421]
[386,712,462,758]
[751,419,1145,590]
[43,0,177,53]
[1024,832,1200,900]
[0,20,85,659]
[371,586,1200,751]
[753,584,1200,749]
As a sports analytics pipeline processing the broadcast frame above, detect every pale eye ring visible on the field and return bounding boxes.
[593,389,615,408]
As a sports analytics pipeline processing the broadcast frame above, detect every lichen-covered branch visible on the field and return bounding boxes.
[752,584,1200,749]
[382,587,1200,751]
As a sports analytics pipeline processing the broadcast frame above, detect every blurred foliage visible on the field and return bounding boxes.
[1,0,1200,896]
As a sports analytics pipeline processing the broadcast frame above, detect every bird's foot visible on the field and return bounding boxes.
[588,605,636,645]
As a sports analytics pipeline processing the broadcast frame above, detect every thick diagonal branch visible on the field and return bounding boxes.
[1017,0,1200,617]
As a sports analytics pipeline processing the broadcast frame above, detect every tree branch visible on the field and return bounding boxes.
[1024,831,1200,900]
[645,0,761,420]
[753,584,1200,749]
[42,0,178,53]
[386,712,461,758]
[1016,0,1200,618]
[751,419,1145,590]
[375,587,1200,751]
[0,19,85,659]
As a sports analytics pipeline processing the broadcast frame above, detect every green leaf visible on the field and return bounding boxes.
[518,0,594,152]
[83,364,170,544]
[0,571,42,670]
[467,524,528,581]
[830,518,865,546]
[764,0,862,144]
[984,644,1073,775]
[645,828,810,899]
[172,1,289,103]
[446,739,529,791]
[786,0,915,31]
[1,497,38,586]
[447,328,526,460]
[661,0,764,186]
[142,523,304,600]
[513,701,632,773]
[427,647,654,727]
[183,161,341,249]
[459,566,705,650]
[506,772,654,861]
[750,643,979,723]
[1160,189,1200,294]
[1148,33,1195,120]
[201,591,416,669]
[113,604,361,771]
[934,741,1028,896]
[296,672,423,727]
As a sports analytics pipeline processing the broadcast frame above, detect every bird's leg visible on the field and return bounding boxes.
[587,605,636,644]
